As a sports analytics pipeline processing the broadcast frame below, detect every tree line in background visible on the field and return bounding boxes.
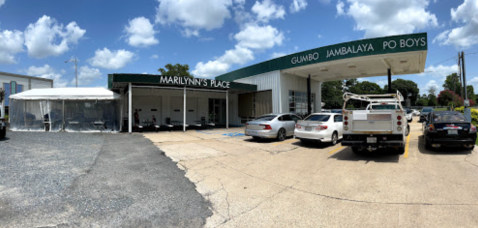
[321,73,477,109]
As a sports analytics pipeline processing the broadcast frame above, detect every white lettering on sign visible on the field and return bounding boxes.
[159,76,230,89]
[326,43,374,58]
[384,37,426,50]
[291,52,319,64]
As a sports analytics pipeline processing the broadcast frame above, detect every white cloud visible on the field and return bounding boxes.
[425,80,442,94]
[24,15,86,59]
[337,0,438,38]
[318,34,322,39]
[252,0,285,23]
[192,46,254,78]
[25,64,68,87]
[0,0,5,8]
[234,24,284,49]
[433,0,478,48]
[88,48,135,70]
[73,66,101,86]
[423,64,458,79]
[155,0,232,34]
[0,29,24,64]
[125,17,159,48]
[290,0,307,13]
[468,77,478,93]
[151,54,159,59]
[271,52,286,59]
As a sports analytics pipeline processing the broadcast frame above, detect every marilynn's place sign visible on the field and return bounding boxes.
[159,75,230,89]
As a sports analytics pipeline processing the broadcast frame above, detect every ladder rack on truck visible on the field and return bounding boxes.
[0,88,6,139]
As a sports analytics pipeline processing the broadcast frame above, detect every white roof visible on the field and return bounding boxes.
[10,87,121,100]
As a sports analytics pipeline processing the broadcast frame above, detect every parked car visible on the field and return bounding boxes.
[294,113,343,145]
[245,113,302,141]
[321,109,332,113]
[331,109,343,114]
[419,107,434,122]
[405,108,413,122]
[412,109,420,116]
[422,111,476,150]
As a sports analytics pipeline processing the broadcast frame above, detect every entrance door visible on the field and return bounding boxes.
[208,99,226,125]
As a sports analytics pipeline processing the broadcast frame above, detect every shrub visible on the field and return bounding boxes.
[455,106,478,126]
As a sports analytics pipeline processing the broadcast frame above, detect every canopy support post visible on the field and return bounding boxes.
[226,90,229,129]
[183,86,186,132]
[307,74,311,115]
[388,69,392,93]
[128,83,132,134]
[62,100,65,131]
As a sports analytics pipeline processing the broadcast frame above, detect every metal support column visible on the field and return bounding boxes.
[307,74,311,115]
[317,81,323,112]
[62,100,65,131]
[226,90,229,129]
[128,83,132,133]
[183,86,186,132]
[387,69,392,93]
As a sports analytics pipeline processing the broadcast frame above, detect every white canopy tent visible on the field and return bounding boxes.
[9,88,121,132]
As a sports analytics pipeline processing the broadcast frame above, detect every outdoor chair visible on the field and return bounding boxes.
[165,117,174,131]
[201,117,215,130]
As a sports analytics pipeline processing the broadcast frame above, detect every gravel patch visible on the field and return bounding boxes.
[0,132,211,227]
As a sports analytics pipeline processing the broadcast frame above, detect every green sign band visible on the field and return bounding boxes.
[216,33,427,82]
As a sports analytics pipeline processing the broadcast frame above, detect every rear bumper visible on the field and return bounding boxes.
[294,131,330,142]
[341,134,404,148]
[245,129,277,138]
[426,136,476,146]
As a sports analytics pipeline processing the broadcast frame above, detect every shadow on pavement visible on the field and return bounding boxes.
[417,135,473,155]
[242,136,294,144]
[291,140,332,149]
[329,147,400,163]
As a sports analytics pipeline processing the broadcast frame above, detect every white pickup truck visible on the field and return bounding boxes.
[341,91,409,154]
[0,88,6,139]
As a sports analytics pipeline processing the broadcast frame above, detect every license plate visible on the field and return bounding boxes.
[448,130,458,135]
[305,126,312,131]
[367,137,377,143]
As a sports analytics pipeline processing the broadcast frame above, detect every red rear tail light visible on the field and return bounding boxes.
[428,124,435,132]
[295,124,301,129]
[260,124,272,130]
[245,123,249,125]
[397,116,402,120]
[316,125,328,130]
[344,116,348,120]
[397,121,402,125]
[470,124,476,133]
[344,121,348,125]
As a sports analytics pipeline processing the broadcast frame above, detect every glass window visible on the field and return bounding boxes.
[281,114,293,121]
[433,112,466,122]
[254,115,277,121]
[305,114,330,122]
[288,90,315,115]
[334,115,343,122]
[371,105,398,110]
[17,84,23,93]
[3,83,10,106]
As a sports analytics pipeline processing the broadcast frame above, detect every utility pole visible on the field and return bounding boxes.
[461,51,467,104]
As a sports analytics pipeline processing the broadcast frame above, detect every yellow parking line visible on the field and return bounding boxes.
[272,139,298,146]
[329,146,345,154]
[404,133,411,158]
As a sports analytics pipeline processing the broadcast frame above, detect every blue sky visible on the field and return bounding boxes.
[1,0,478,95]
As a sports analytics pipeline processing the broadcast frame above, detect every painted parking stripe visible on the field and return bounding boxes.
[329,146,345,154]
[272,139,299,146]
[404,132,412,158]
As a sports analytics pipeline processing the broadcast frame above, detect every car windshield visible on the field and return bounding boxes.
[371,104,397,110]
[433,112,466,122]
[305,115,330,121]
[254,115,277,121]
[405,109,412,114]
[422,108,433,113]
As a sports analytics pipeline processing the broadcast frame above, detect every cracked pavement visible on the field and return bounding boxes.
[145,123,478,227]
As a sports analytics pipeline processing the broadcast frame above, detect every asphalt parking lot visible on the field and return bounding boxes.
[0,132,211,228]
[146,121,478,228]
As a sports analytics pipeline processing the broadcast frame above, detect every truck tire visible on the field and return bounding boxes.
[424,136,432,150]
[397,146,405,154]
[0,128,6,139]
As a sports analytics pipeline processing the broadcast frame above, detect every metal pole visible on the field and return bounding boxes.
[128,83,132,133]
[183,86,186,132]
[226,90,229,129]
[387,69,392,93]
[307,74,311,115]
[75,58,78,88]
[62,100,65,131]
[462,51,468,104]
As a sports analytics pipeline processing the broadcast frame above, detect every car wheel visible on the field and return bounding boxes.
[277,128,286,141]
[405,125,410,136]
[424,136,432,150]
[351,147,362,155]
[0,128,5,139]
[397,146,405,154]
[331,132,338,145]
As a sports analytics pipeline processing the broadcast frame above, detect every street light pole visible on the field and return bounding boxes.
[65,58,78,87]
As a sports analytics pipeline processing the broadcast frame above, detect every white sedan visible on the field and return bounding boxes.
[294,113,343,145]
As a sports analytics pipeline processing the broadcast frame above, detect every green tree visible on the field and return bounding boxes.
[442,73,462,96]
[349,81,382,94]
[321,80,344,109]
[344,79,358,92]
[428,94,438,106]
[416,98,428,106]
[437,90,463,107]
[158,63,193,78]
[466,85,475,102]
[384,79,420,105]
